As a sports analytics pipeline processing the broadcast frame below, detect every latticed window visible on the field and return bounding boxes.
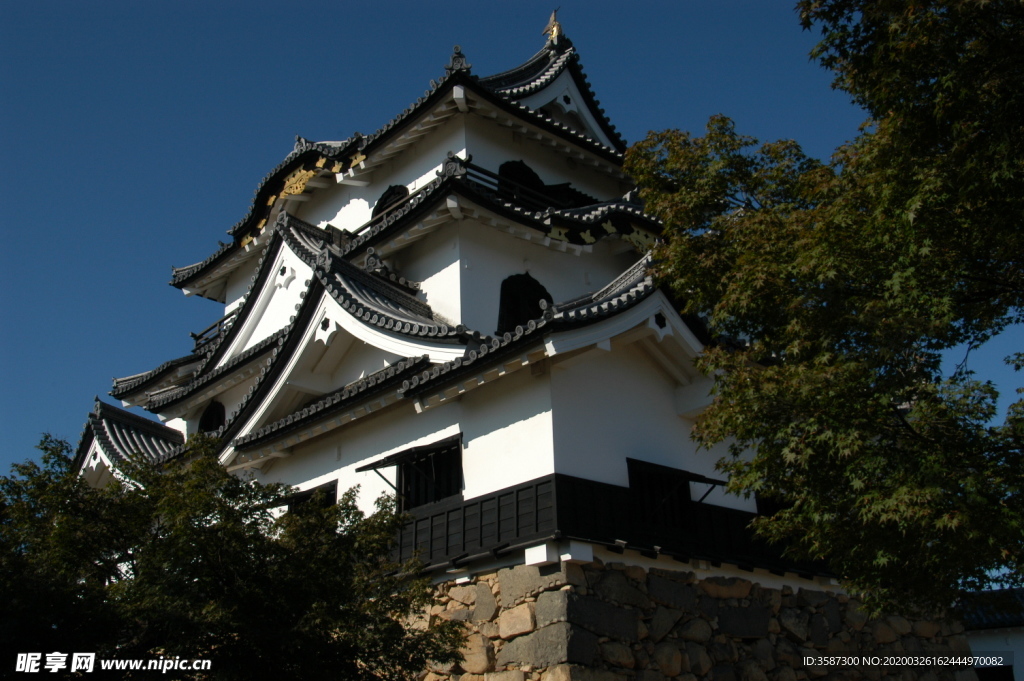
[398,439,462,510]
[354,434,464,511]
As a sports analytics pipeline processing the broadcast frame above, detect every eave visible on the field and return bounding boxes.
[74,399,185,473]
[170,57,632,297]
[319,153,660,263]
[479,37,627,153]
[229,355,431,461]
[111,353,202,404]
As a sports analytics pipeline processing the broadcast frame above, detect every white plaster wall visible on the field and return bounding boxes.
[296,116,467,233]
[465,115,625,200]
[457,220,638,335]
[328,339,404,389]
[968,629,1023,679]
[549,342,754,512]
[250,357,555,515]
[165,417,187,439]
[393,222,462,326]
[460,365,555,499]
[223,266,252,314]
[228,244,313,359]
[255,399,458,516]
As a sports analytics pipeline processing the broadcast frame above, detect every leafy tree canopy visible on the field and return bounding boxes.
[625,0,1023,612]
[0,435,461,679]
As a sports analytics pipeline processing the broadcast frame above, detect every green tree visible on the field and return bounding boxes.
[0,435,462,679]
[625,0,1023,612]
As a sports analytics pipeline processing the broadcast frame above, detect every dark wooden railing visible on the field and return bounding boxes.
[397,470,824,576]
[396,477,556,567]
[348,157,599,243]
[461,162,598,213]
[190,308,238,353]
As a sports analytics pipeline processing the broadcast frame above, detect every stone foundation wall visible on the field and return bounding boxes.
[421,559,975,681]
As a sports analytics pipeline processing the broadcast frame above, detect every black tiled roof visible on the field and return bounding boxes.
[364,250,421,294]
[144,327,288,411]
[74,399,184,470]
[278,213,475,344]
[397,315,551,400]
[110,353,200,398]
[288,153,660,257]
[227,250,655,452]
[478,36,627,152]
[130,157,661,418]
[161,276,326,463]
[170,240,236,286]
[185,239,281,375]
[478,40,570,92]
[225,136,353,239]
[961,588,1024,630]
[455,182,660,248]
[550,254,655,327]
[232,355,431,451]
[170,40,630,292]
[398,253,656,401]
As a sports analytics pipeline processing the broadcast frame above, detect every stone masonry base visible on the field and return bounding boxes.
[419,559,976,681]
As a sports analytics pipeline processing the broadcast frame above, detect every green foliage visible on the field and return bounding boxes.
[0,435,462,679]
[625,0,1024,612]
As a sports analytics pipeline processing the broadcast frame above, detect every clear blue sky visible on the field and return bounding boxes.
[1,1,1019,472]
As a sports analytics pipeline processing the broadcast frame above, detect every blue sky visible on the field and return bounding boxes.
[1,1,1019,472]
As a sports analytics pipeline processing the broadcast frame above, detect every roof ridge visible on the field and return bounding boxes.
[146,326,287,411]
[91,399,185,443]
[478,40,563,90]
[110,353,200,397]
[233,355,431,450]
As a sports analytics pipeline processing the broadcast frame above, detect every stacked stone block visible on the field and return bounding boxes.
[421,559,975,681]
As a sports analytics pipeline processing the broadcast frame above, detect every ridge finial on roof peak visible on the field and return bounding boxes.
[543,8,563,44]
[445,45,472,76]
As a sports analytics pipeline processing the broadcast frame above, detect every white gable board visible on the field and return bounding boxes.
[515,68,619,150]
[216,241,313,366]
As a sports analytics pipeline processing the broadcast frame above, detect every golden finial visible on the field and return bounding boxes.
[542,9,562,43]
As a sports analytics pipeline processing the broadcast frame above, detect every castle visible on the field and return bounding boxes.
[75,20,978,681]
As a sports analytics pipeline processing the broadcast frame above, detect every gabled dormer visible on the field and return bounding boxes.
[478,27,625,153]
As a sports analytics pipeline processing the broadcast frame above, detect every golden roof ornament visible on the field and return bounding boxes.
[542,9,562,44]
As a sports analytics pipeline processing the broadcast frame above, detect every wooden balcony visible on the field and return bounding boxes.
[398,467,826,577]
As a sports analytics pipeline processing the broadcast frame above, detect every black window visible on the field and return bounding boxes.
[353,434,464,510]
[286,480,338,514]
[496,272,552,335]
[498,160,546,203]
[198,401,225,433]
[371,184,410,217]
[398,439,462,510]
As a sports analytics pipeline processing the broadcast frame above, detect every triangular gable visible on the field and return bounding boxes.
[479,37,626,152]
[220,285,463,470]
[74,399,185,485]
[211,231,314,368]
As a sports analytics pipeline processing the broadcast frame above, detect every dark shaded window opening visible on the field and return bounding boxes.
[286,480,338,514]
[498,160,546,202]
[497,160,597,210]
[496,272,553,336]
[198,401,225,433]
[398,439,462,511]
[372,184,410,217]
